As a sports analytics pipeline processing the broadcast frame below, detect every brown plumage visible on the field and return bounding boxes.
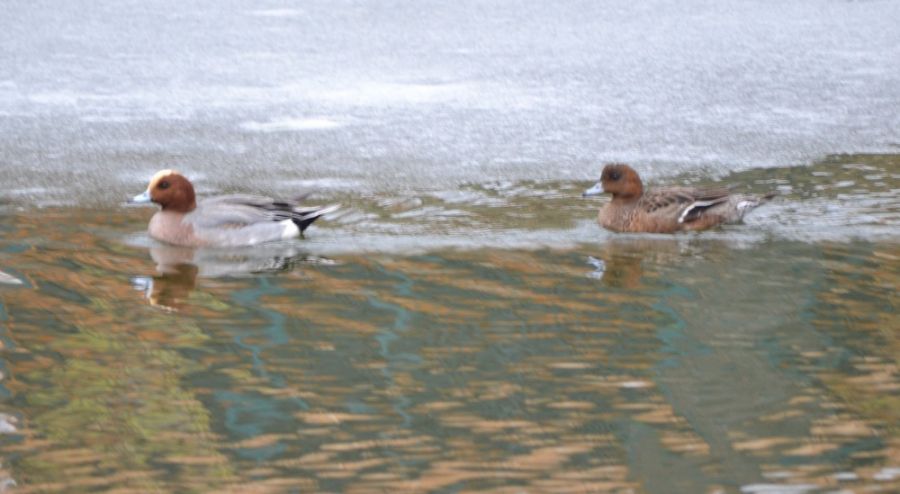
[583,163,773,233]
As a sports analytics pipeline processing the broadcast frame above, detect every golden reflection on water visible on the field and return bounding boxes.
[0,158,898,493]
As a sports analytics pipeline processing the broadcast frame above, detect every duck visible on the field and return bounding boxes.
[130,169,339,247]
[582,163,773,233]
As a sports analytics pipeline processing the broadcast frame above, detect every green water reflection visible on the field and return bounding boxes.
[0,156,897,493]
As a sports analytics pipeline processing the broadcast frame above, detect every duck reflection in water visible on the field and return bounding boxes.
[586,236,742,289]
[587,240,653,289]
[0,270,22,286]
[132,243,331,310]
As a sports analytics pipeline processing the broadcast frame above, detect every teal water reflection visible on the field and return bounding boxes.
[1,235,897,492]
[0,158,898,493]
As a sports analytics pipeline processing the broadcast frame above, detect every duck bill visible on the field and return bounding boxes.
[582,182,603,197]
[129,190,152,204]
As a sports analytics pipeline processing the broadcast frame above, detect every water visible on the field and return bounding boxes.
[1,0,899,204]
[1,156,898,492]
[2,0,900,492]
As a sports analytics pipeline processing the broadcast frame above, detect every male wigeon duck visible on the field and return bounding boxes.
[582,163,773,233]
[130,170,339,247]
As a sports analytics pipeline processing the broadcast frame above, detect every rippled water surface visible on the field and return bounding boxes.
[0,155,898,493]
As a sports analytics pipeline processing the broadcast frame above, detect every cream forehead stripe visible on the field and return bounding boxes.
[147,169,179,189]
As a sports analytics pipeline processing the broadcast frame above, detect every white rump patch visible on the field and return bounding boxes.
[280,219,300,239]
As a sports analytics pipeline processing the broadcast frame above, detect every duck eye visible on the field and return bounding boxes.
[158,180,170,190]
[609,171,621,180]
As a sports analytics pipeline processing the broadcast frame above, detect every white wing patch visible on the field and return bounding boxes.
[677,200,718,224]
[296,204,340,218]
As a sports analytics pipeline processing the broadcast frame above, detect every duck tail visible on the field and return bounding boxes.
[733,191,776,220]
[291,204,340,232]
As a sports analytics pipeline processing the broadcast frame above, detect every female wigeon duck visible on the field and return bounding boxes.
[582,163,773,233]
[130,170,339,247]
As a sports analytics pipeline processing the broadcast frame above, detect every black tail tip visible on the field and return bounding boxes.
[291,204,340,233]
[292,215,322,233]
